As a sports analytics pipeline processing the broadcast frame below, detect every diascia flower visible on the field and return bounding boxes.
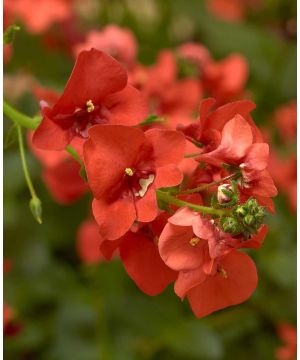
[4,0,72,34]
[76,219,109,264]
[196,114,277,198]
[177,97,262,152]
[159,207,258,318]
[202,54,249,104]
[28,132,88,204]
[83,124,185,240]
[33,49,147,151]
[119,212,177,295]
[275,323,297,360]
[73,25,137,68]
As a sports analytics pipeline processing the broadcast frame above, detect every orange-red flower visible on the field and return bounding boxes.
[33,49,147,150]
[83,125,185,240]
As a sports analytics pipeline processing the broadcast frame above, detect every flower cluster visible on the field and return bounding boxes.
[28,39,277,318]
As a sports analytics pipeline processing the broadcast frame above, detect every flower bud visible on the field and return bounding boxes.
[243,214,255,226]
[221,217,241,235]
[246,198,259,214]
[235,205,247,217]
[217,184,233,204]
[29,197,42,224]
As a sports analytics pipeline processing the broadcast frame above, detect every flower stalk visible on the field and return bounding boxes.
[17,124,42,224]
[3,100,40,129]
[156,190,231,217]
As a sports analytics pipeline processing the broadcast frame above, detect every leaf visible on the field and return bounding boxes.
[3,25,21,45]
[4,123,18,149]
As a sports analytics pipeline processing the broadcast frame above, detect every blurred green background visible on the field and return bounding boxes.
[4,0,296,359]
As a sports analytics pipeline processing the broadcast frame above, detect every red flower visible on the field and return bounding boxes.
[3,304,12,333]
[158,207,258,317]
[158,207,215,271]
[83,125,185,240]
[275,323,297,360]
[177,42,212,69]
[76,219,108,264]
[197,115,277,197]
[273,102,296,143]
[206,0,246,22]
[135,50,202,117]
[4,0,72,34]
[73,25,137,68]
[177,97,262,151]
[186,250,257,318]
[120,225,177,295]
[33,49,147,151]
[28,132,88,204]
[203,54,248,104]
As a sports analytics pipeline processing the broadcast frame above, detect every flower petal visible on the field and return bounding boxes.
[84,125,145,198]
[120,232,177,296]
[187,251,258,318]
[92,197,136,240]
[53,49,127,114]
[103,84,148,126]
[145,129,186,167]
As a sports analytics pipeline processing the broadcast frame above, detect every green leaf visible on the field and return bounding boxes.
[3,25,21,45]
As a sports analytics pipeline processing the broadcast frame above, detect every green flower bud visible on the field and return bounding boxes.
[221,217,241,235]
[235,205,247,217]
[243,214,255,226]
[29,197,42,224]
[246,198,259,214]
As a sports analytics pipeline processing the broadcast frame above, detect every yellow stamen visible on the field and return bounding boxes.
[189,237,200,246]
[125,168,134,176]
[86,99,95,113]
[218,267,228,278]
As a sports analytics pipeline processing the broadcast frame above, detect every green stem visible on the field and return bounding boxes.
[66,145,83,165]
[17,125,38,198]
[4,100,40,129]
[156,190,230,217]
[177,173,239,195]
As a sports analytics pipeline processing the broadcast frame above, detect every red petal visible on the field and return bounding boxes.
[43,159,87,204]
[102,84,148,126]
[76,219,105,264]
[154,164,183,189]
[159,223,206,271]
[197,114,253,166]
[250,170,278,197]
[187,251,258,318]
[219,114,253,159]
[244,143,269,171]
[145,129,186,167]
[206,99,256,132]
[92,197,136,240]
[174,267,206,300]
[100,239,121,260]
[136,189,158,222]
[53,49,127,114]
[120,232,177,296]
[32,115,71,150]
[84,125,145,198]
[168,207,196,226]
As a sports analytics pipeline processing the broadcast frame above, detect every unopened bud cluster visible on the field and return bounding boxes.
[221,198,265,238]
